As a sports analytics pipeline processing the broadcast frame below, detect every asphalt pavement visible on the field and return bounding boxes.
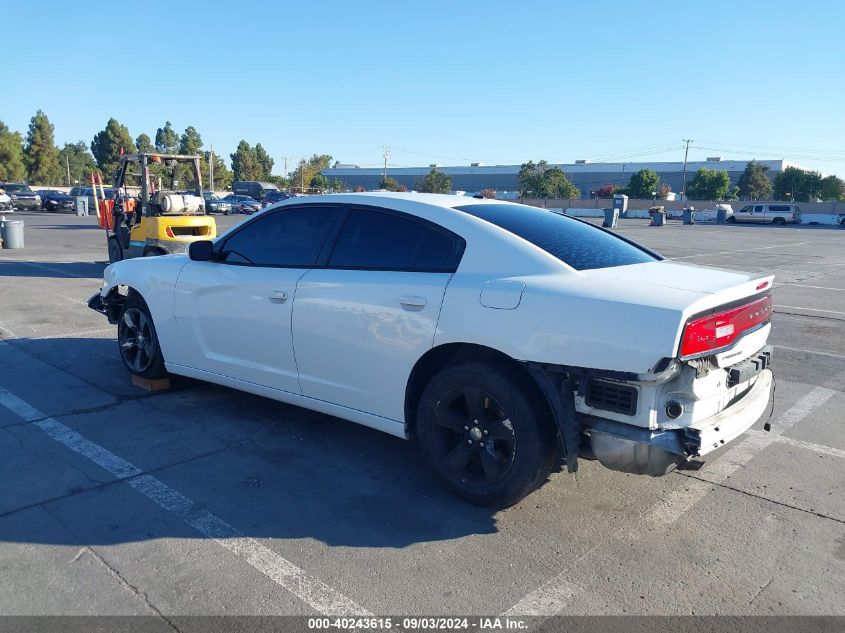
[0,210,843,618]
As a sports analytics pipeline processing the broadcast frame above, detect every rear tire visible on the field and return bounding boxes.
[117,295,167,379]
[772,217,786,225]
[416,361,557,508]
[726,216,736,224]
[107,236,123,263]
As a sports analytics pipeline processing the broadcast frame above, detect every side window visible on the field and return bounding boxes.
[754,205,763,212]
[328,208,463,272]
[219,206,340,267]
[739,205,751,213]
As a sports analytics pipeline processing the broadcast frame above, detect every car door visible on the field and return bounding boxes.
[292,205,465,421]
[173,204,342,393]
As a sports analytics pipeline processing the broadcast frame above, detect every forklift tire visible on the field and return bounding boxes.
[108,236,123,263]
[117,294,168,379]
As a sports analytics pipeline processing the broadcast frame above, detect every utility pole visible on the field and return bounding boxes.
[382,145,390,184]
[681,139,692,201]
[300,158,305,193]
[282,156,288,175]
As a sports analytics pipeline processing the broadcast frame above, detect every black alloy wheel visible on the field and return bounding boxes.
[116,296,167,379]
[416,361,557,507]
[431,387,516,486]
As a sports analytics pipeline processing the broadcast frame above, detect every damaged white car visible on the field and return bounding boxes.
[89,193,774,507]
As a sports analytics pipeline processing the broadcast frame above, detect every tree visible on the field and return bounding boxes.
[230,140,263,181]
[416,168,452,193]
[736,161,773,200]
[309,174,329,191]
[626,169,660,198]
[288,154,333,191]
[543,166,579,198]
[353,184,366,192]
[774,167,823,202]
[155,121,179,154]
[91,118,135,175]
[204,150,233,190]
[518,160,578,198]
[0,121,27,182]
[686,168,731,200]
[59,141,97,185]
[597,184,616,198]
[818,175,845,201]
[379,176,402,191]
[24,110,63,184]
[480,188,496,199]
[254,143,274,180]
[657,183,672,199]
[179,126,203,155]
[135,133,155,153]
[330,177,345,193]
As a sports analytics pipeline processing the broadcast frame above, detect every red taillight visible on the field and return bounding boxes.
[165,226,175,238]
[680,295,772,358]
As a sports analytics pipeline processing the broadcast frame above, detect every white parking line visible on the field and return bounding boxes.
[785,284,845,292]
[648,386,836,527]
[747,430,845,460]
[773,345,845,360]
[671,242,810,259]
[775,305,845,315]
[0,388,371,616]
[502,385,836,616]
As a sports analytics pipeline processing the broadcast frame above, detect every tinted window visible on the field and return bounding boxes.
[768,205,791,212]
[219,206,339,266]
[455,203,659,271]
[328,209,462,272]
[4,184,31,193]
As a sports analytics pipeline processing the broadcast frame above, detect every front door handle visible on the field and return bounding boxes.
[269,290,289,304]
[400,295,427,310]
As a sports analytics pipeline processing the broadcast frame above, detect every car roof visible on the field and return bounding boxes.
[291,191,509,210]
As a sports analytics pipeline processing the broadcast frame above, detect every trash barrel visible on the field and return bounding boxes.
[0,219,24,249]
[602,208,619,228]
[75,196,89,216]
[716,208,727,224]
[682,208,696,225]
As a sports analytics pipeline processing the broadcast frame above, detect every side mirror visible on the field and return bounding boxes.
[188,240,214,261]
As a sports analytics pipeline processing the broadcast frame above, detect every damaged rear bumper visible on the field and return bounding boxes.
[584,369,773,476]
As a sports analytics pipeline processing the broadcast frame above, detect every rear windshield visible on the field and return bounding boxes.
[455,203,660,271]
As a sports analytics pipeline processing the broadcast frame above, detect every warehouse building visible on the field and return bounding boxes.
[322,158,805,198]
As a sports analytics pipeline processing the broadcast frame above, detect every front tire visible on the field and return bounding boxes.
[726,216,736,224]
[117,295,167,379]
[416,361,557,508]
[108,236,123,263]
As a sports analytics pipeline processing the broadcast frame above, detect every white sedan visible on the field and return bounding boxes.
[89,193,774,507]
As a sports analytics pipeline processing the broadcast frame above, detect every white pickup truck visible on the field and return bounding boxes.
[89,193,775,507]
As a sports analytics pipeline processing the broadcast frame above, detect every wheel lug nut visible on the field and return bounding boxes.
[480,442,485,448]
[467,440,473,445]
[483,429,488,435]
[473,420,478,425]
[464,426,469,431]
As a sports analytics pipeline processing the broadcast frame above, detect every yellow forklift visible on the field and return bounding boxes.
[105,153,217,262]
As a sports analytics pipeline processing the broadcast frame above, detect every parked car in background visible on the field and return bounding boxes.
[37,190,76,212]
[69,185,117,212]
[89,192,775,507]
[218,194,261,215]
[0,189,11,210]
[837,213,845,228]
[261,190,296,208]
[3,183,41,210]
[232,180,278,201]
[202,192,233,215]
[730,203,801,224]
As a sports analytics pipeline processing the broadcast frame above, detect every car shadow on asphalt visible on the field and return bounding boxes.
[0,260,107,278]
[1,336,502,548]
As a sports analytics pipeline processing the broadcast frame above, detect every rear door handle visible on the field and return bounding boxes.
[270,290,289,304]
[400,295,427,310]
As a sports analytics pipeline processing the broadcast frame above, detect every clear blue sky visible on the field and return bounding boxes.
[6,0,845,176]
